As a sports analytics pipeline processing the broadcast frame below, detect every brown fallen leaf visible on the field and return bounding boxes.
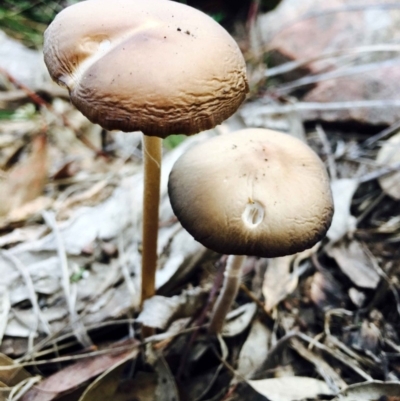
[0,352,31,387]
[21,340,139,401]
[78,346,139,401]
[0,134,48,218]
[3,196,53,226]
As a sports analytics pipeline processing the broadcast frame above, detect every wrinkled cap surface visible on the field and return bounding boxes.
[43,0,248,137]
[168,128,334,257]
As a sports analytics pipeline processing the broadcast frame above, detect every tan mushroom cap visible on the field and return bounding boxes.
[43,0,248,137]
[168,128,334,258]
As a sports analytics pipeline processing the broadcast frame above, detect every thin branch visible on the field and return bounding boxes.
[267,45,400,78]
[244,99,400,115]
[272,59,400,94]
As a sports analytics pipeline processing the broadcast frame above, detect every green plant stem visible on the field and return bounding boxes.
[141,134,162,305]
[208,254,246,334]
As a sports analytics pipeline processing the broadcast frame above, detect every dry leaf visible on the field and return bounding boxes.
[0,225,47,248]
[351,320,381,355]
[5,196,52,225]
[263,255,298,312]
[377,131,400,199]
[291,338,346,392]
[327,241,380,289]
[21,341,138,401]
[154,356,180,401]
[0,353,31,387]
[326,178,358,243]
[0,134,48,218]
[78,348,138,401]
[136,288,207,330]
[222,303,257,337]
[237,319,271,379]
[309,271,346,310]
[248,376,334,401]
[334,381,400,400]
[0,288,10,345]
[55,180,114,220]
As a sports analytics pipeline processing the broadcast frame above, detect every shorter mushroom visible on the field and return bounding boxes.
[168,128,334,333]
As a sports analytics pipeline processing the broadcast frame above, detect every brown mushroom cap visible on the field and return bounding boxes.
[43,0,248,137]
[168,128,334,258]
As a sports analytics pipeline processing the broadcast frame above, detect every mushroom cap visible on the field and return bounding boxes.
[168,128,334,258]
[43,0,248,137]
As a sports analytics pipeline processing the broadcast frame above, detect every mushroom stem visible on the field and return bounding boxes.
[141,134,162,305]
[208,254,246,334]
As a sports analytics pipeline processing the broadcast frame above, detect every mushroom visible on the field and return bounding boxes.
[43,0,248,305]
[168,128,334,333]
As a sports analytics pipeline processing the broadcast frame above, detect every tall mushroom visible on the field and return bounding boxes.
[43,0,248,305]
[168,128,334,333]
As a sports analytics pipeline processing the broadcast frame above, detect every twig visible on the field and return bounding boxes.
[358,160,400,183]
[291,337,345,392]
[6,324,207,370]
[315,124,337,180]
[16,318,136,363]
[0,344,137,370]
[356,192,385,225]
[363,119,400,147]
[244,99,400,115]
[297,332,374,381]
[272,59,400,95]
[7,376,41,401]
[266,45,400,78]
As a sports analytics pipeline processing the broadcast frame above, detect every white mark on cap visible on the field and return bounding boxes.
[98,39,111,52]
[242,200,264,228]
[68,20,160,89]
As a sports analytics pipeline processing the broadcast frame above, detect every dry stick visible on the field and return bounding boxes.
[246,99,400,115]
[208,255,246,334]
[273,58,400,95]
[363,119,400,147]
[141,135,162,305]
[266,44,400,78]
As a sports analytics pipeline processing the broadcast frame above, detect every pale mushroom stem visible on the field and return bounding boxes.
[208,254,246,334]
[141,134,162,305]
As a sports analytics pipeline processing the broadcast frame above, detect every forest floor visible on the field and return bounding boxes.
[1,1,400,401]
